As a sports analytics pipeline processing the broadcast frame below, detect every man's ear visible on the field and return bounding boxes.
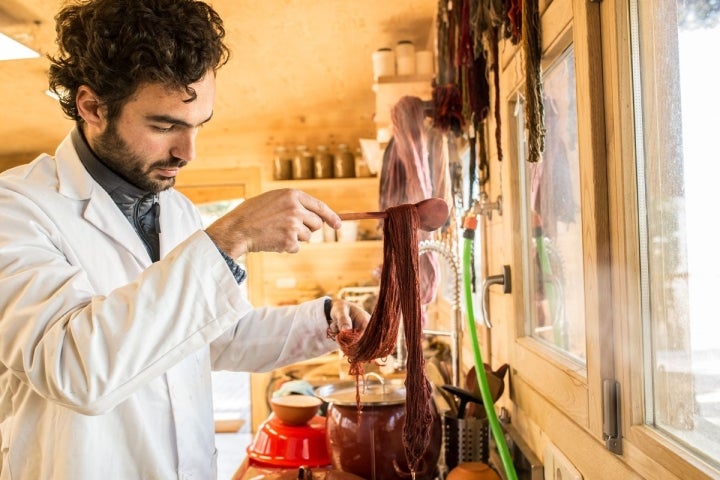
[76,86,106,129]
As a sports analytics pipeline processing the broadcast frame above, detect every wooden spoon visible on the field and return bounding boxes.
[339,198,449,232]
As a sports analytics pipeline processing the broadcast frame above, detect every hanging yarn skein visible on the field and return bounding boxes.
[328,204,434,475]
[523,0,546,163]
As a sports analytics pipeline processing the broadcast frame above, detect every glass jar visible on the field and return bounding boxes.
[354,147,371,177]
[272,145,293,180]
[292,145,314,180]
[334,144,355,178]
[314,145,334,179]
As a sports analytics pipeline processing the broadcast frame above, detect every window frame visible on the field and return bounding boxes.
[502,0,612,442]
[498,0,720,477]
[603,0,720,477]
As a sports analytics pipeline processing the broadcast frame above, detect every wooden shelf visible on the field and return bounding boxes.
[255,177,383,306]
[373,76,433,126]
[263,176,381,219]
[373,73,434,85]
[263,176,378,191]
[298,239,382,252]
[255,240,383,306]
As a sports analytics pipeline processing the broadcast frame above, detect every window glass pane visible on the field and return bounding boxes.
[635,0,720,463]
[196,199,252,435]
[519,46,586,363]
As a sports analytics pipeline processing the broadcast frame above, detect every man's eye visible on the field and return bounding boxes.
[153,125,174,133]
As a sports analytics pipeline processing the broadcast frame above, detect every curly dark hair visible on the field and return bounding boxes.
[48,0,230,122]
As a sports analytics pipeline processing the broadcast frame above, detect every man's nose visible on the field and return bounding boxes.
[170,129,198,162]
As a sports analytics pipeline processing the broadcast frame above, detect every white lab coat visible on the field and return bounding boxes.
[0,133,337,479]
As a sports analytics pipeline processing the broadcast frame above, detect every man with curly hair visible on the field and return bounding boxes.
[0,1,369,478]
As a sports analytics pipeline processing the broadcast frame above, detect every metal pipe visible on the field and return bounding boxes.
[418,239,463,387]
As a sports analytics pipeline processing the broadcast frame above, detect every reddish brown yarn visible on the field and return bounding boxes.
[431,83,465,135]
[328,203,433,474]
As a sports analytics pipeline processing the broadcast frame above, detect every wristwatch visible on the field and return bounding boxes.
[324,297,332,324]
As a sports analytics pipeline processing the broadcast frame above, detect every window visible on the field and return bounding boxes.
[633,0,720,465]
[174,168,262,435]
[519,45,586,364]
[498,0,720,476]
[195,199,252,436]
[504,0,608,436]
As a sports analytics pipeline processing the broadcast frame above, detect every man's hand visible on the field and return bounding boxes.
[205,189,341,258]
[327,299,370,337]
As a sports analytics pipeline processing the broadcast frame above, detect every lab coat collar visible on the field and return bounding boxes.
[54,131,156,266]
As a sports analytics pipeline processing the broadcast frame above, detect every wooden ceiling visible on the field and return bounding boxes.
[0,0,436,161]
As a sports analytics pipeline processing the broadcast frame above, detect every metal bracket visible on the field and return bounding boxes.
[473,191,503,220]
[602,379,623,454]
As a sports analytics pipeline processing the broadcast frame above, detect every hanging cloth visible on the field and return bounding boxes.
[379,96,443,311]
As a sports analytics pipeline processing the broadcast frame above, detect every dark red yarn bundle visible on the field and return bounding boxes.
[327,203,433,474]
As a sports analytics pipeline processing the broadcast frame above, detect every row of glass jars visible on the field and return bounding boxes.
[273,144,369,181]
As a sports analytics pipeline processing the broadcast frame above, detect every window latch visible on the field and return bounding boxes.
[603,379,623,454]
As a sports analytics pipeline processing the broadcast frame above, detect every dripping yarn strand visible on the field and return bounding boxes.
[328,204,433,474]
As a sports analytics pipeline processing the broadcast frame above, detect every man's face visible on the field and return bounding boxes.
[90,74,216,193]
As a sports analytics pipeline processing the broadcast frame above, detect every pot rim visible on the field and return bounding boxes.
[314,373,407,406]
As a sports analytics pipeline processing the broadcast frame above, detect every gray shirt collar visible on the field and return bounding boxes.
[70,126,149,205]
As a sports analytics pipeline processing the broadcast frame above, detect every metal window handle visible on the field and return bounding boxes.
[481,265,512,328]
[603,379,623,454]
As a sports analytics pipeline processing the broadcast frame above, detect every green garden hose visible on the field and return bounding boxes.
[462,218,518,480]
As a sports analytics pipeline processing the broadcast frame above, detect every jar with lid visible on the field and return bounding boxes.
[292,145,314,180]
[272,145,293,180]
[314,145,334,179]
[333,144,355,178]
[372,47,395,80]
[395,40,416,76]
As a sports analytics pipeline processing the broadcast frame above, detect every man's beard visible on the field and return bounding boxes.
[92,123,186,193]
